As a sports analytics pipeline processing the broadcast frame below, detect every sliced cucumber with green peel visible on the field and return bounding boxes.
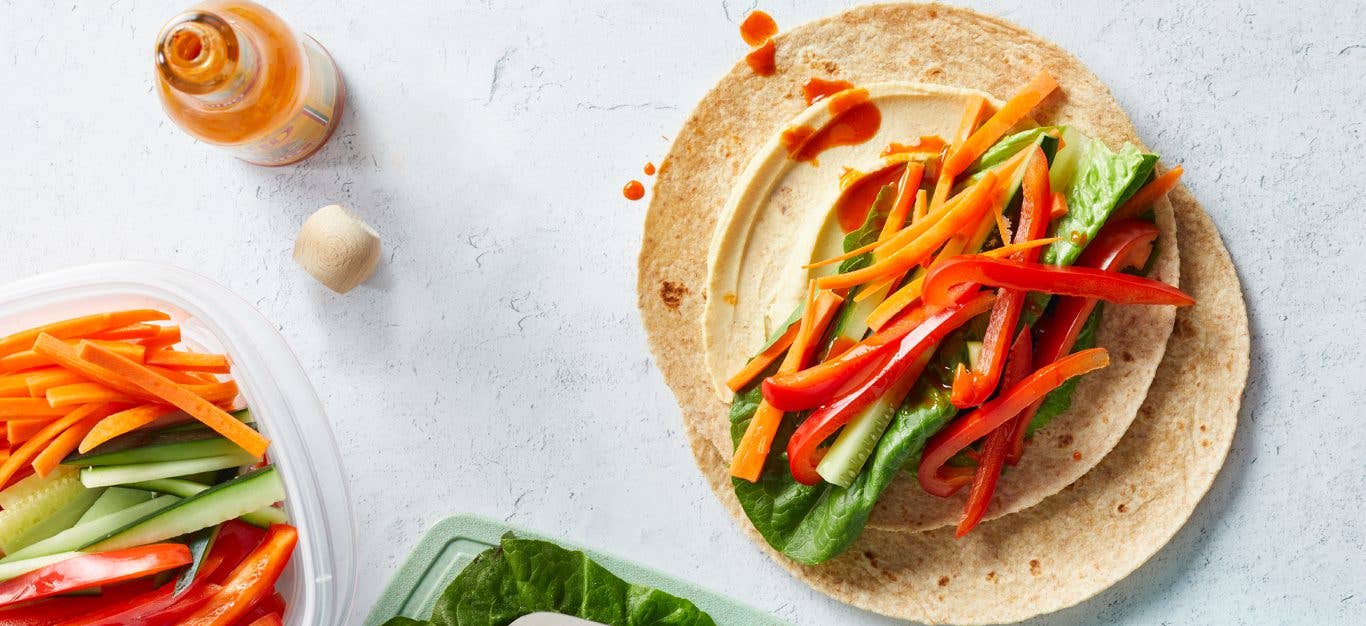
[128,478,286,527]
[80,453,256,489]
[157,408,254,434]
[816,362,922,487]
[77,488,154,525]
[175,526,219,594]
[0,471,98,555]
[1,495,178,562]
[66,434,244,468]
[0,466,79,510]
[85,466,285,552]
[0,551,82,582]
[3,487,103,554]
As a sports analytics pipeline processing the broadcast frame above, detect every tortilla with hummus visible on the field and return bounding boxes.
[638,2,1247,623]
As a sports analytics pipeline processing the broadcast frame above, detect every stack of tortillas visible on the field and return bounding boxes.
[637,3,1249,624]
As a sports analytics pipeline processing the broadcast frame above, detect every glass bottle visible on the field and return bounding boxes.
[155,1,345,166]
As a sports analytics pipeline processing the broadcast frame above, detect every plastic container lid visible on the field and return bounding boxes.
[0,261,356,625]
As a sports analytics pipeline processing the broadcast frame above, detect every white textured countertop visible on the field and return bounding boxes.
[1,1,1362,624]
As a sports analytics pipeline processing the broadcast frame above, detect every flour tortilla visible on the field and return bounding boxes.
[638,3,1247,622]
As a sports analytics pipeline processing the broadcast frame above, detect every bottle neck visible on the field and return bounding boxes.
[155,11,260,108]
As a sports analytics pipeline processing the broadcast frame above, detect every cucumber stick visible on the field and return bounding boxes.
[80,453,256,489]
[0,470,98,555]
[816,358,923,487]
[3,487,103,555]
[0,466,80,510]
[86,466,285,552]
[66,434,243,467]
[1,496,179,562]
[0,551,82,582]
[76,487,154,525]
[128,478,286,527]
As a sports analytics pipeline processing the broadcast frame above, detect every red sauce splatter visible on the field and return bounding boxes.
[623,180,645,200]
[745,40,776,76]
[780,88,881,164]
[739,11,778,47]
[643,162,656,176]
[833,162,905,233]
[802,77,854,105]
[1069,230,1088,246]
[880,136,948,158]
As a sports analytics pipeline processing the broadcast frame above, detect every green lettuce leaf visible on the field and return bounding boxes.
[837,184,895,274]
[1043,131,1157,266]
[968,126,1059,173]
[388,534,715,626]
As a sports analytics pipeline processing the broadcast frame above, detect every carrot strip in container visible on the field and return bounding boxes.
[32,413,107,477]
[148,365,211,385]
[75,342,269,458]
[33,334,154,400]
[79,404,180,454]
[138,325,182,350]
[145,349,231,374]
[0,403,118,489]
[941,71,1059,179]
[8,419,55,446]
[46,382,138,408]
[0,374,30,397]
[0,309,170,358]
[0,398,69,418]
[184,381,239,404]
[88,324,162,341]
[25,369,87,397]
[726,324,800,393]
[0,351,50,374]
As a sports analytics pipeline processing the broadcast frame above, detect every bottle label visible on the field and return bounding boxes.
[231,36,343,166]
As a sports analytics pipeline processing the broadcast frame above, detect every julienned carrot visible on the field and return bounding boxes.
[88,324,162,341]
[0,351,50,374]
[880,162,925,239]
[148,365,209,385]
[32,413,106,477]
[806,188,969,270]
[145,349,230,374]
[942,71,1059,179]
[32,334,153,400]
[0,373,29,397]
[78,404,179,453]
[46,382,138,408]
[1112,165,1183,221]
[138,325,182,350]
[726,323,801,393]
[0,310,170,358]
[185,381,239,404]
[929,95,990,213]
[1050,191,1069,219]
[817,173,999,291]
[0,403,118,489]
[0,398,69,418]
[909,189,929,225]
[75,342,269,458]
[730,288,843,482]
[26,369,86,397]
[8,419,54,445]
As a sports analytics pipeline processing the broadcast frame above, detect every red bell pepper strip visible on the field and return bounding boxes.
[244,614,283,626]
[0,579,158,626]
[237,592,287,625]
[205,520,267,585]
[951,147,1051,408]
[786,292,996,485]
[762,304,931,412]
[180,524,298,626]
[918,347,1110,497]
[956,328,1033,537]
[1004,218,1162,464]
[0,545,191,609]
[922,255,1193,310]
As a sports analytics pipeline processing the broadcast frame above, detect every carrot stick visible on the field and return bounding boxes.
[1050,191,1069,219]
[145,349,230,374]
[0,373,30,397]
[0,398,69,418]
[75,342,269,458]
[33,334,154,400]
[910,189,929,224]
[184,381,239,404]
[8,418,55,445]
[46,382,138,408]
[148,365,210,385]
[138,325,182,350]
[26,368,87,397]
[0,403,118,489]
[730,289,843,482]
[880,163,925,239]
[1112,165,1183,221]
[942,71,1059,179]
[0,351,50,374]
[929,96,990,213]
[78,404,180,454]
[726,323,801,393]
[817,173,999,291]
[984,237,1064,260]
[805,190,966,270]
[32,413,106,478]
[88,324,162,341]
[0,310,170,358]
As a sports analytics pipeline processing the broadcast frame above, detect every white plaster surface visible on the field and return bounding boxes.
[1,1,1362,624]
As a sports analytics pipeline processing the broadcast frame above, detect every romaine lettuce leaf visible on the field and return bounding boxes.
[1044,132,1157,266]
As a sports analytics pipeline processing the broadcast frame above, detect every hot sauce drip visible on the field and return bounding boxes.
[833,162,907,233]
[780,88,882,165]
[643,162,656,176]
[745,40,776,76]
[623,180,645,201]
[881,136,948,158]
[739,11,778,46]
[802,77,854,105]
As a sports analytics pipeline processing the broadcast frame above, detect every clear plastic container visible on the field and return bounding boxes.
[0,261,355,625]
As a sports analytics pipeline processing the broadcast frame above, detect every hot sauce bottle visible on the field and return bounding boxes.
[154,1,344,166]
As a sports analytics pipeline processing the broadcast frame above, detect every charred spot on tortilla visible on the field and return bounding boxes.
[659,281,688,309]
[1029,560,1042,576]
[937,576,950,587]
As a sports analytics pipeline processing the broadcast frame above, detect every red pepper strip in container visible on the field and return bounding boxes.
[956,329,1033,537]
[922,255,1193,309]
[1004,218,1162,464]
[951,146,1052,408]
[238,592,288,625]
[181,524,298,626]
[762,304,932,412]
[787,292,996,486]
[918,348,1110,497]
[0,544,191,609]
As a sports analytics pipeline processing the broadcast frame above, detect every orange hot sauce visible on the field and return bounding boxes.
[155,1,345,166]
[623,180,646,200]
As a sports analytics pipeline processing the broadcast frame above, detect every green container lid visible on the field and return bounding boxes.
[365,514,785,626]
